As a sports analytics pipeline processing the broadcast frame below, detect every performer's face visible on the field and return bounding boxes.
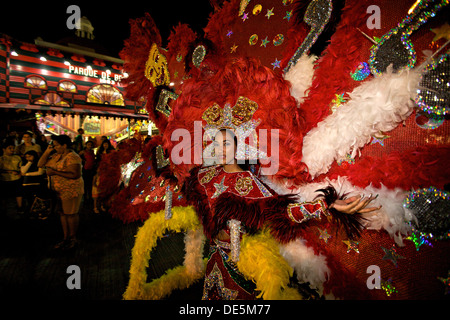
[214,129,236,166]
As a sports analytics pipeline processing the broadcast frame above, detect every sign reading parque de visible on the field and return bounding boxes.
[68,65,123,85]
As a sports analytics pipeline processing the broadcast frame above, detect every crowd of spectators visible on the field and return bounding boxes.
[0,128,115,250]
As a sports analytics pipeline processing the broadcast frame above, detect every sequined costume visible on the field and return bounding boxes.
[202,239,256,300]
[198,165,265,300]
[112,0,450,300]
[188,165,332,300]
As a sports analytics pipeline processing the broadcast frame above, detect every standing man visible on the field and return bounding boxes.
[73,128,84,153]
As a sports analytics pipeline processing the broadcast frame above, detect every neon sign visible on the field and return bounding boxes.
[68,65,123,85]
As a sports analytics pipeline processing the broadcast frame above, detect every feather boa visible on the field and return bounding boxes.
[203,0,239,55]
[123,204,306,300]
[123,206,205,300]
[238,229,304,300]
[278,238,330,297]
[325,144,450,191]
[183,165,361,243]
[212,179,363,243]
[283,54,317,105]
[262,175,415,246]
[301,65,422,177]
[294,0,375,135]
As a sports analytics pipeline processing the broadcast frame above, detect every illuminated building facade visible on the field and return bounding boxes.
[0,17,150,141]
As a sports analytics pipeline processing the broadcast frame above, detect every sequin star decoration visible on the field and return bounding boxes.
[230,44,238,53]
[226,30,233,38]
[212,176,229,199]
[260,36,270,47]
[265,7,274,19]
[431,22,450,42]
[242,12,249,22]
[370,36,382,49]
[382,246,405,267]
[437,271,450,295]
[271,58,281,69]
[337,153,355,168]
[317,228,331,243]
[283,10,293,22]
[405,226,433,251]
[371,134,390,146]
[381,278,398,297]
[343,240,360,253]
[330,93,347,113]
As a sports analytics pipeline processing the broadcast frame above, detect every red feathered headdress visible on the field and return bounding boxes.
[120,14,200,132]
[120,13,161,101]
[163,56,310,185]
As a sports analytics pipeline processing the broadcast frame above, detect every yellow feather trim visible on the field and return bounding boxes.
[238,228,304,300]
[123,206,206,300]
[124,206,303,300]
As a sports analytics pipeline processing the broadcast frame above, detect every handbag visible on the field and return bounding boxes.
[29,196,52,220]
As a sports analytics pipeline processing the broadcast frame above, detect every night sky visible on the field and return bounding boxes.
[0,1,213,57]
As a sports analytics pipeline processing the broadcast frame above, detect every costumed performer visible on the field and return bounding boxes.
[185,125,380,300]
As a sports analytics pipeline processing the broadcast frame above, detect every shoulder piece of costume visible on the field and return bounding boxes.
[185,164,363,243]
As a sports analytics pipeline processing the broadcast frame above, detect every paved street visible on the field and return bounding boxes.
[0,198,203,300]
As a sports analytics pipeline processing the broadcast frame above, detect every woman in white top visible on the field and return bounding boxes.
[21,150,45,216]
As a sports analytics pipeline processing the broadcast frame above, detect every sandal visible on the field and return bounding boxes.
[54,239,68,249]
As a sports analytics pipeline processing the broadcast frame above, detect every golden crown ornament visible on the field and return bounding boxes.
[202,96,268,165]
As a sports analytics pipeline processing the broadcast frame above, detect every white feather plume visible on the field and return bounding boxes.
[279,238,330,296]
[262,175,415,296]
[263,175,415,245]
[284,54,318,105]
[184,228,206,277]
[301,65,422,177]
